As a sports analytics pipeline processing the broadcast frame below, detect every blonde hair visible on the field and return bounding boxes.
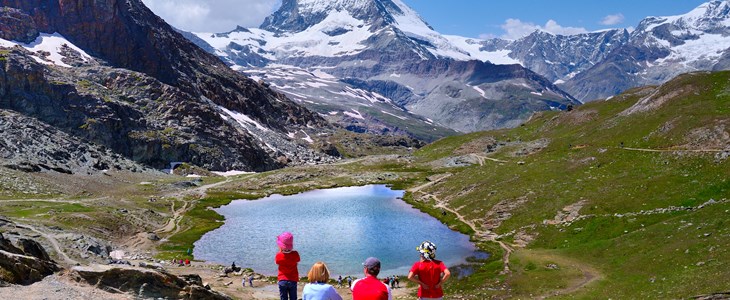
[307,261,331,283]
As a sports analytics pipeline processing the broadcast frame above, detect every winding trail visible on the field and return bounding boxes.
[407,174,514,274]
[155,200,189,235]
[470,154,509,165]
[14,223,79,266]
[407,171,603,296]
[533,251,603,300]
[620,147,728,153]
[155,178,233,239]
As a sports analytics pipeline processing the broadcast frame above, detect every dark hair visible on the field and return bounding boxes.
[366,266,380,276]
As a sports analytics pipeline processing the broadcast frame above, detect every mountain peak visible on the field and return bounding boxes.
[637,0,730,33]
[260,0,432,34]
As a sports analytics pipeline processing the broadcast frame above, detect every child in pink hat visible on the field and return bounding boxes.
[275,232,300,300]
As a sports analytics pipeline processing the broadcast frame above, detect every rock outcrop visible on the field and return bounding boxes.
[0,233,59,285]
[0,7,38,43]
[72,265,231,300]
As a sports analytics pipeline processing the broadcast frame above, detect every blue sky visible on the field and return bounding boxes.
[404,0,709,38]
[143,0,712,38]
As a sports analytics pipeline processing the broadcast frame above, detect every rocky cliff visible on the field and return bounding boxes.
[0,0,337,172]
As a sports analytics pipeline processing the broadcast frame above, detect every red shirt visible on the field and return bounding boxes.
[351,275,391,300]
[275,250,300,281]
[410,260,447,298]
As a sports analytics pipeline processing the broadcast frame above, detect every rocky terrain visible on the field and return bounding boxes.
[0,109,148,174]
[0,0,342,174]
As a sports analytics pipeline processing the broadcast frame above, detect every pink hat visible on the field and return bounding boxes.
[277,232,293,251]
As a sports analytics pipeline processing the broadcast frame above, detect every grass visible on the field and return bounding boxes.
[2,69,728,298]
[157,193,250,260]
[406,71,730,298]
[155,72,729,297]
[0,202,94,219]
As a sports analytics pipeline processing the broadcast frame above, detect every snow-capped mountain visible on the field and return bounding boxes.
[191,0,579,135]
[561,0,730,101]
[0,0,339,172]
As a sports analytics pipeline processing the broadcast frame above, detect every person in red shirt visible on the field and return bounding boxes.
[351,257,392,300]
[408,241,451,300]
[275,232,300,300]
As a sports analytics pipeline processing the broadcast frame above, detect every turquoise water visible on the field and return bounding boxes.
[194,185,477,277]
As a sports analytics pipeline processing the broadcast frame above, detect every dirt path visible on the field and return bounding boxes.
[470,154,509,166]
[164,178,234,199]
[153,178,232,238]
[406,171,604,297]
[407,173,452,193]
[620,147,727,153]
[14,223,79,266]
[531,251,602,300]
[409,174,515,274]
[155,200,189,235]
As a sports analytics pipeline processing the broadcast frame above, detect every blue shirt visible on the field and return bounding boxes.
[303,283,343,300]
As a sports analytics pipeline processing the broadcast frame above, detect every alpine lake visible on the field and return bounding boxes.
[194,185,480,277]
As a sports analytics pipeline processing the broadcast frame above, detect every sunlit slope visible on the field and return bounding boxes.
[414,71,730,298]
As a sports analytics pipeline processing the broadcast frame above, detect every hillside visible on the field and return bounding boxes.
[0,71,728,298]
[0,0,337,173]
[409,70,730,298]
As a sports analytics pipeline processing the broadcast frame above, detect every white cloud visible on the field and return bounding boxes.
[141,0,280,33]
[600,13,625,26]
[498,19,588,40]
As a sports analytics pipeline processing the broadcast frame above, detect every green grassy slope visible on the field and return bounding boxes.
[413,71,730,298]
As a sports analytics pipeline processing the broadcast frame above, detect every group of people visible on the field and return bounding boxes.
[171,258,190,266]
[275,232,451,300]
[381,275,400,289]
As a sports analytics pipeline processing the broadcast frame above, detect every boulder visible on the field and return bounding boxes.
[0,249,59,285]
[0,232,22,254]
[72,265,231,300]
[18,238,51,261]
[181,274,203,286]
[146,232,160,241]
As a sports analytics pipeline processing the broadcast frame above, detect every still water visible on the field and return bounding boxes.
[194,185,476,276]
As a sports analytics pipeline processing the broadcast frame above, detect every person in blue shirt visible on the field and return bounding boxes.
[302,261,343,300]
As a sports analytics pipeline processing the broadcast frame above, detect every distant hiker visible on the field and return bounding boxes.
[408,241,450,300]
[620,141,625,148]
[440,209,447,216]
[337,275,343,288]
[351,257,391,300]
[248,274,254,287]
[347,276,353,288]
[232,261,236,269]
[389,276,395,289]
[276,232,300,300]
[394,276,399,288]
[302,261,343,300]
[184,258,190,266]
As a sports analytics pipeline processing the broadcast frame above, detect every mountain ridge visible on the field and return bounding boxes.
[0,0,340,172]
[193,0,579,135]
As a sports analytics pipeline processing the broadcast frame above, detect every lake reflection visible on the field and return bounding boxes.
[194,185,476,276]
